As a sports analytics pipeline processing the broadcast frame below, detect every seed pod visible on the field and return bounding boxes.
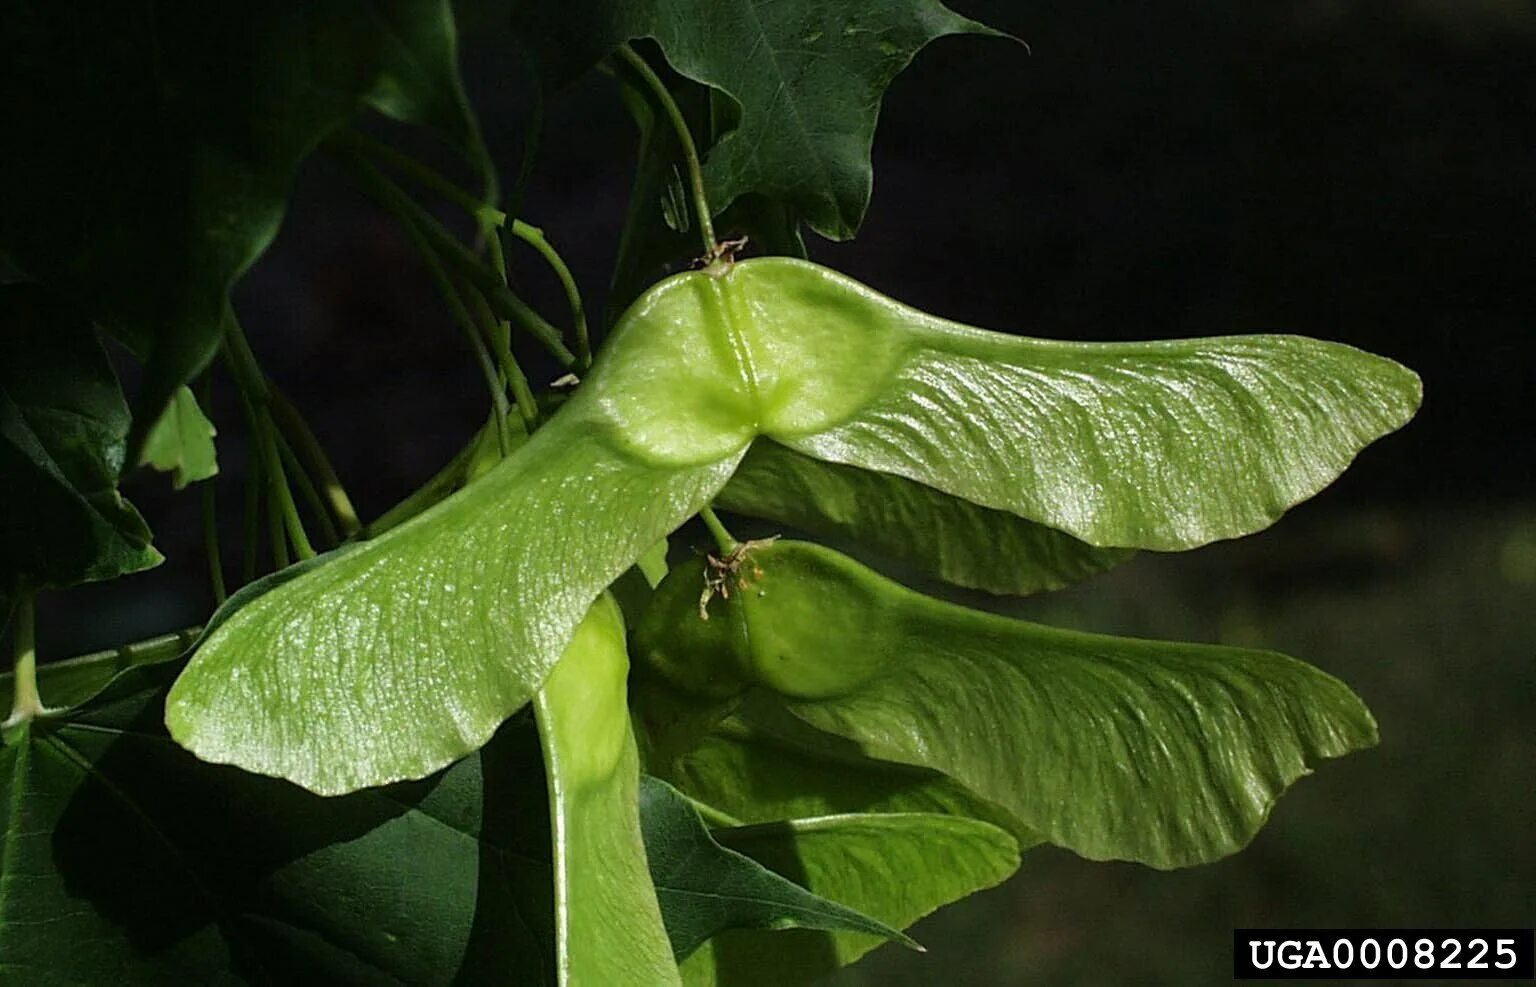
[634,540,893,700]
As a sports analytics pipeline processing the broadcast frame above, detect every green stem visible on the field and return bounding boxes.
[465,280,539,433]
[336,145,511,451]
[266,453,291,570]
[616,44,717,255]
[266,425,314,562]
[699,506,738,555]
[229,361,270,581]
[482,230,518,401]
[203,466,228,605]
[198,376,228,606]
[338,131,540,379]
[202,475,225,604]
[336,128,506,229]
[687,795,744,829]
[400,208,513,453]
[44,627,200,675]
[4,593,43,728]
[332,149,577,368]
[473,181,526,414]
[222,316,270,404]
[254,419,312,565]
[508,222,591,369]
[275,428,340,548]
[360,411,502,538]
[241,425,263,584]
[267,384,361,537]
[2,627,201,709]
[224,328,315,564]
[509,73,543,223]
[362,461,463,540]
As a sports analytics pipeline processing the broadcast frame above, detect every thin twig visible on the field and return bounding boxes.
[615,44,718,256]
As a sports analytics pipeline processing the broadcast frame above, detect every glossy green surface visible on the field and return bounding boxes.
[166,399,736,793]
[533,597,680,986]
[719,440,1132,594]
[642,540,1379,869]
[756,262,1419,550]
[170,257,1415,794]
[679,812,1020,987]
[620,257,1417,546]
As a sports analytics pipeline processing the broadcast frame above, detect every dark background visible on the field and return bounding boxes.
[40,1,1536,982]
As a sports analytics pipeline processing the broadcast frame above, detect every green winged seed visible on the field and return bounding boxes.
[639,539,1379,869]
[534,596,681,987]
[637,682,1031,838]
[168,257,1417,794]
[717,438,1133,595]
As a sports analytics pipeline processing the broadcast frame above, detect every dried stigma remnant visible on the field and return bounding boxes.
[699,536,780,619]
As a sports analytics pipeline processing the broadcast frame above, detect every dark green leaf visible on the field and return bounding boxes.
[0,663,565,984]
[0,284,161,590]
[0,1,489,452]
[641,776,912,961]
[718,439,1132,594]
[140,385,219,489]
[514,2,1006,237]
[679,812,1020,986]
